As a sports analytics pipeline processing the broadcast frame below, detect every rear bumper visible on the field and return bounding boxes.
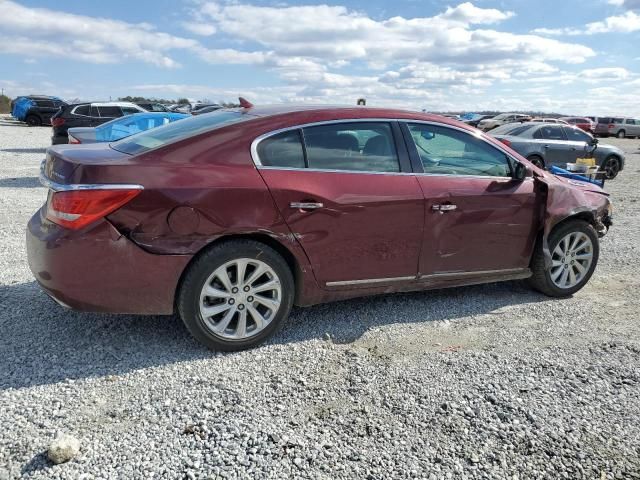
[26,207,191,314]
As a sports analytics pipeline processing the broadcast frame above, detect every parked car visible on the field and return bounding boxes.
[462,114,495,128]
[531,118,570,125]
[600,117,640,138]
[191,105,224,115]
[11,95,67,126]
[490,122,625,179]
[135,102,169,112]
[191,103,223,114]
[477,113,532,131]
[50,102,147,144]
[67,112,189,144]
[28,105,612,351]
[560,117,594,133]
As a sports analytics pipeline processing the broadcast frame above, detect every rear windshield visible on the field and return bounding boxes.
[490,124,536,136]
[111,110,251,155]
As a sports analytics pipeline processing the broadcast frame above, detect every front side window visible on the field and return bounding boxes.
[302,122,400,173]
[534,125,567,141]
[564,127,591,142]
[257,131,305,168]
[407,123,512,177]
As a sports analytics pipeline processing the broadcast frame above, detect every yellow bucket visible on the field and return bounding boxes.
[576,157,596,167]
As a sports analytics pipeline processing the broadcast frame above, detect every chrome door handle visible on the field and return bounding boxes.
[290,202,324,210]
[432,204,457,213]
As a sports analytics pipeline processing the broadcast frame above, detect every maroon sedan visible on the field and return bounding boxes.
[560,117,595,133]
[27,104,613,350]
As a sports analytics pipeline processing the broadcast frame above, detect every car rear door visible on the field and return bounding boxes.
[401,122,539,277]
[254,121,424,288]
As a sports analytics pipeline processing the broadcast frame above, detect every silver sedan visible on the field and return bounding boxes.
[490,122,625,179]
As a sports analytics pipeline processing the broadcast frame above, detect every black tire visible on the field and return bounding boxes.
[528,220,599,297]
[25,115,41,127]
[177,240,294,351]
[527,155,545,169]
[601,155,621,179]
[616,130,625,139]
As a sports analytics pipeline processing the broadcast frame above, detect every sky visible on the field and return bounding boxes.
[1,0,639,115]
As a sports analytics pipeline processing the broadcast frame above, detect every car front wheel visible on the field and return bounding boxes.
[528,220,599,297]
[177,240,294,351]
[25,115,41,127]
[602,155,621,179]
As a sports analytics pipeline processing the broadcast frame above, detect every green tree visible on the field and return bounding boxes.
[0,94,11,114]
[176,98,190,105]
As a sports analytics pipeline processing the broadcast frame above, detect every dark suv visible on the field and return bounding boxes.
[51,102,146,144]
[14,96,67,126]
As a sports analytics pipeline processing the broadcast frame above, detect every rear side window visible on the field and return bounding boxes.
[257,131,305,168]
[98,106,123,118]
[612,118,623,124]
[121,106,141,115]
[35,100,54,108]
[73,105,90,116]
[534,125,567,140]
[302,122,399,173]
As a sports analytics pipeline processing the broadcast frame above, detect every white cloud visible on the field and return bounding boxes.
[181,22,217,36]
[608,0,640,9]
[533,11,640,35]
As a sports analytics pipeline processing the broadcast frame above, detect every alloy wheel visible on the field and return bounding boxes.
[550,232,594,289]
[199,258,282,340]
[603,157,620,179]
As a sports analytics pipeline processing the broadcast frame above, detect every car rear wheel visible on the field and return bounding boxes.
[602,155,621,179]
[616,130,626,138]
[527,155,545,169]
[25,115,41,127]
[177,240,294,351]
[528,220,599,297]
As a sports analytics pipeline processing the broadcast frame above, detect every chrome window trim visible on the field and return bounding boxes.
[39,161,143,192]
[250,117,526,179]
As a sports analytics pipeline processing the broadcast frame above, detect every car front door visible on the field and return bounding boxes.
[532,125,571,167]
[563,126,593,162]
[254,121,424,288]
[402,122,539,278]
[625,119,640,137]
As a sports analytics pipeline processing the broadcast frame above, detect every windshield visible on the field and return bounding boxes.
[490,124,536,136]
[111,110,251,155]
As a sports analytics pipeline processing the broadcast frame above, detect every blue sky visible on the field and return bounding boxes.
[1,0,639,115]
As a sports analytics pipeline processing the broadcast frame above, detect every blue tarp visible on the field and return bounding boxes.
[11,96,64,121]
[96,112,189,142]
[549,165,604,187]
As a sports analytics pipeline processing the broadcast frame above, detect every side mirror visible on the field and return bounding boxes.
[590,137,599,145]
[513,162,528,181]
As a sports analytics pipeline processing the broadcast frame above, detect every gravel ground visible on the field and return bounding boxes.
[0,114,639,479]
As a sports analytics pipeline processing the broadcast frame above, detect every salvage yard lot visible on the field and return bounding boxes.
[0,114,639,479]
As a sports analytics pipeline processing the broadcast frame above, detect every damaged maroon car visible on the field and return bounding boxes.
[27,104,613,351]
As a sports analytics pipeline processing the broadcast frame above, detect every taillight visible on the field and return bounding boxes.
[68,135,80,144]
[51,117,65,127]
[46,189,141,230]
[608,124,614,129]
[498,138,512,148]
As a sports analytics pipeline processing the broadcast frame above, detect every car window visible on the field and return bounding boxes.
[491,124,536,136]
[90,105,99,117]
[612,118,623,124]
[302,122,399,173]
[73,105,90,116]
[534,125,567,140]
[35,100,55,108]
[112,110,250,155]
[624,119,636,125]
[598,117,611,124]
[407,123,512,177]
[121,106,141,115]
[564,127,591,142]
[257,131,305,168]
[98,106,124,118]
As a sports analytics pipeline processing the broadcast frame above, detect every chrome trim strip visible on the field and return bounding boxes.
[250,117,527,178]
[418,268,530,281]
[40,161,144,192]
[326,276,415,287]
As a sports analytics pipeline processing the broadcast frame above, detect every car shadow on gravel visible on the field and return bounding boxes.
[0,280,547,390]
[0,148,47,154]
[0,176,41,188]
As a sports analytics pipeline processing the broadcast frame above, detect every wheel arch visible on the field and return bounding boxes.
[174,232,307,310]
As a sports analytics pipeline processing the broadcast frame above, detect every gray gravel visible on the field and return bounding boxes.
[0,114,639,479]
